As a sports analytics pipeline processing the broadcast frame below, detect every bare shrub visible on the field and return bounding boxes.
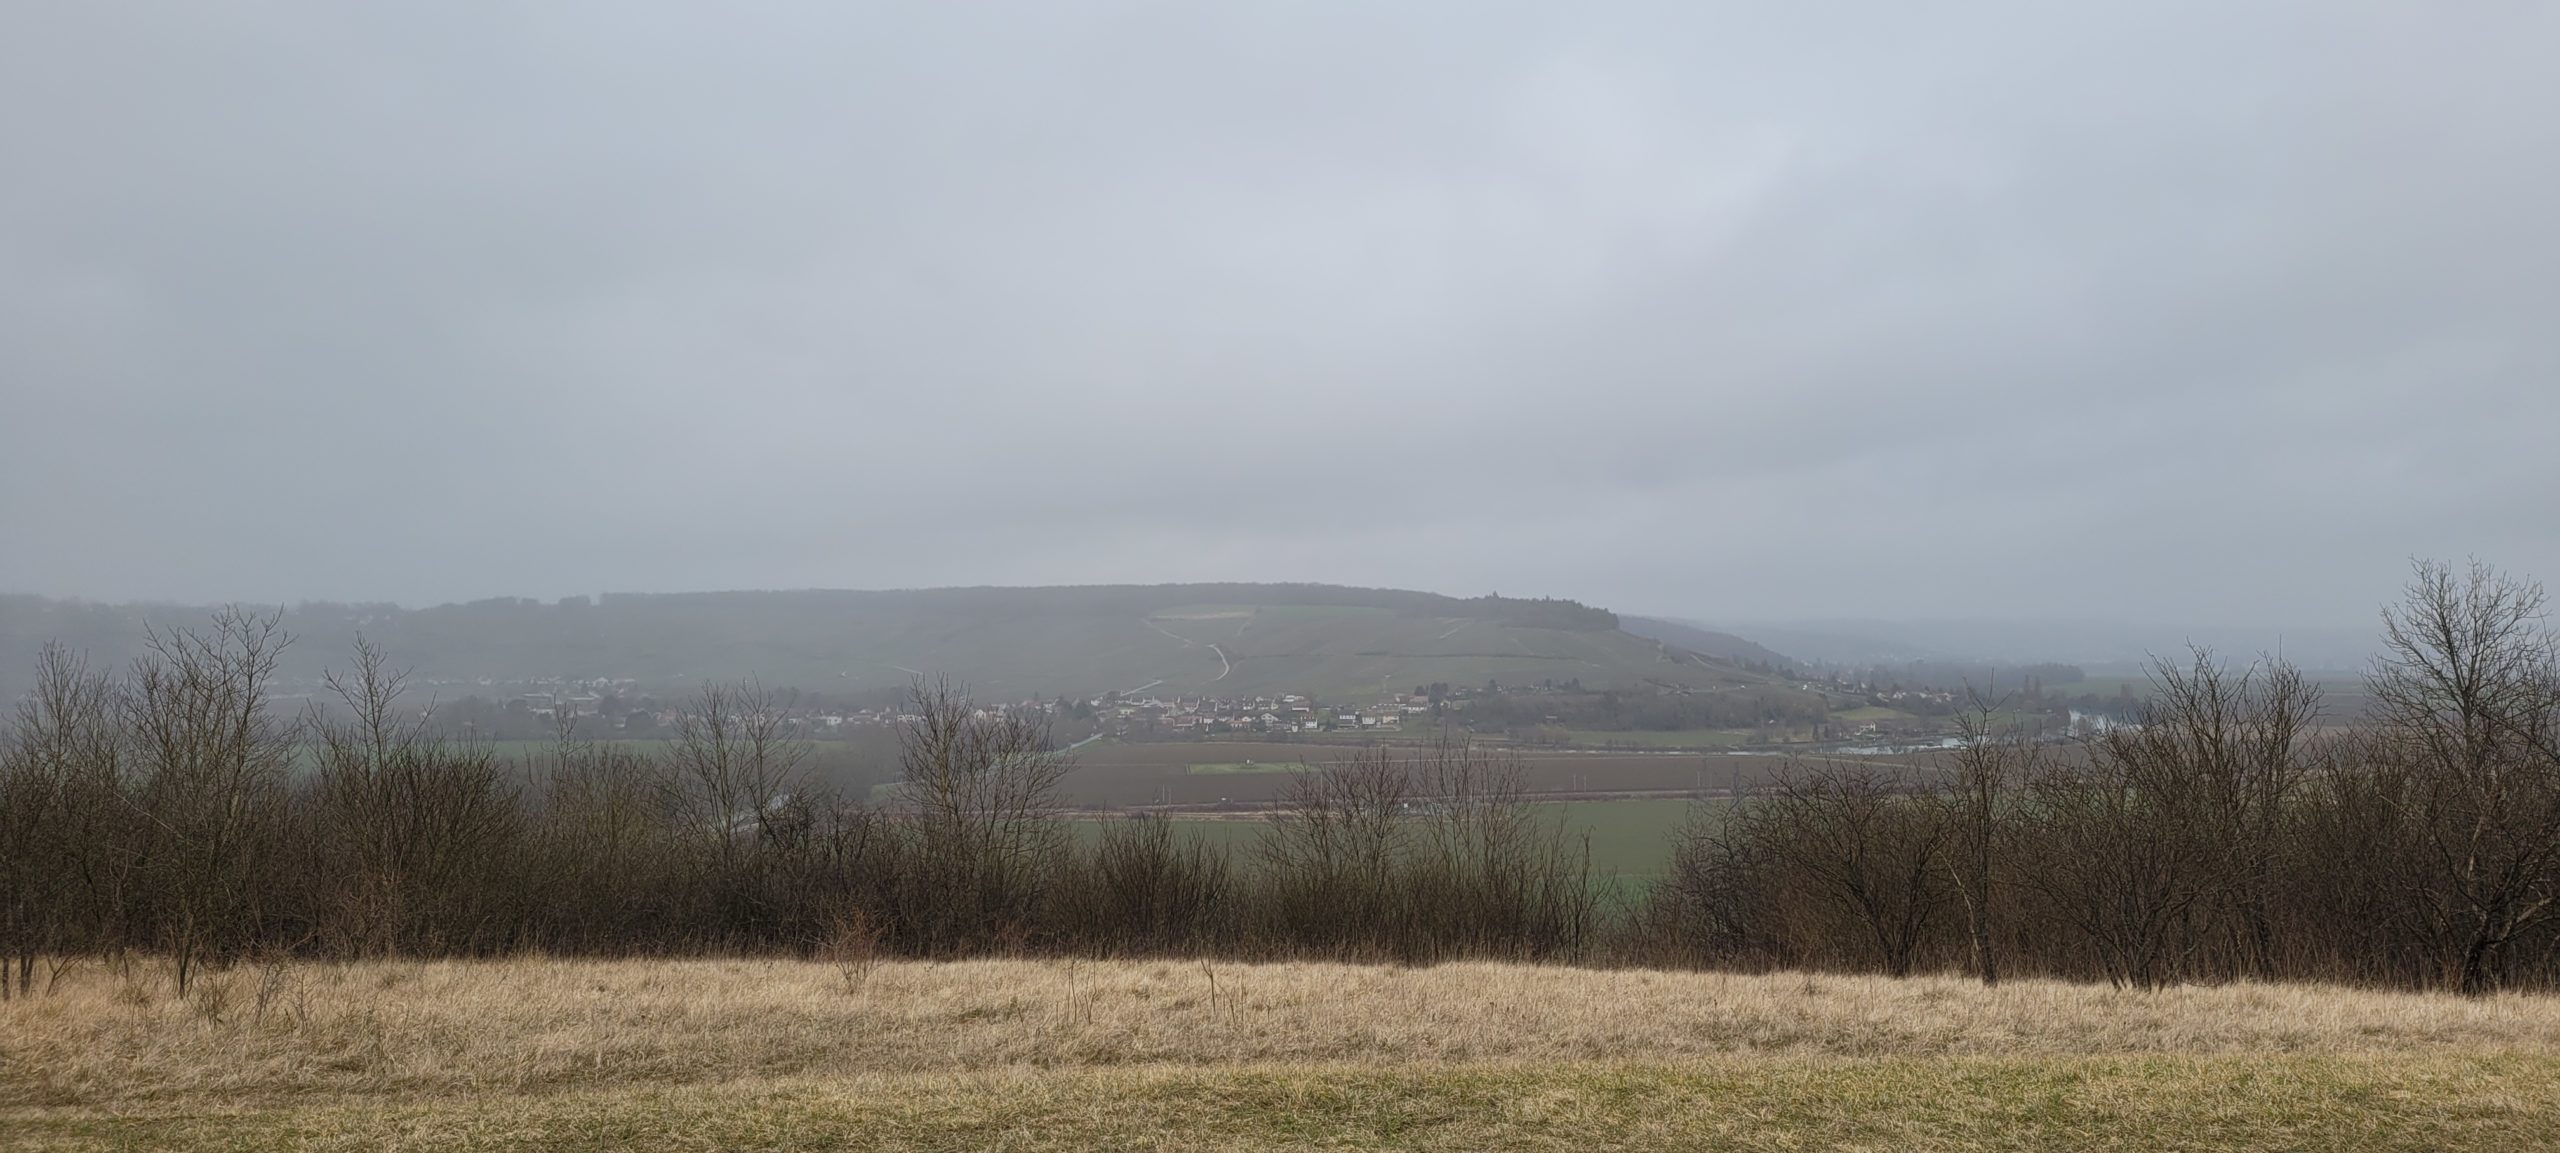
[189,972,233,1023]
[251,947,297,1023]
[1639,802,1792,970]
[1054,814,1235,955]
[887,679,1068,955]
[1405,739,1596,962]
[1752,761,1951,977]
[1254,747,1414,957]
[1249,739,1593,963]
[527,738,680,952]
[821,906,882,994]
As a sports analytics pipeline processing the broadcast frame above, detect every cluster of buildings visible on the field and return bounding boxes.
[791,690,1448,739]
[427,673,1466,744]
[1100,692,1436,736]
[506,688,618,721]
[1866,687,1961,707]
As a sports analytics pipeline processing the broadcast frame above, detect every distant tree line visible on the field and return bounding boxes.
[1835,660,2088,695]
[2,561,2555,998]
[1640,561,2560,995]
[0,636,1593,996]
[1442,595,1617,631]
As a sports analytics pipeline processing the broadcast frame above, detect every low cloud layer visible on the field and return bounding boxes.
[6,3,2554,628]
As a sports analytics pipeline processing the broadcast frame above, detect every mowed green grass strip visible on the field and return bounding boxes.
[1180,761,1291,774]
[1561,728,1755,748]
[14,1056,2554,1152]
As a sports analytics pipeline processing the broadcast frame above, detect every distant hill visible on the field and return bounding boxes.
[1721,618,2378,674]
[0,585,1787,703]
[1617,617,1800,671]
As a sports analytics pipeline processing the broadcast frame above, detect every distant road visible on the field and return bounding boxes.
[1142,616,1230,683]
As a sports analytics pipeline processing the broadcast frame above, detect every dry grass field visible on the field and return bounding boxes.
[8,956,2560,1150]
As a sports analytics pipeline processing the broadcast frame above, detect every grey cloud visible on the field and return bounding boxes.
[4,1,2555,633]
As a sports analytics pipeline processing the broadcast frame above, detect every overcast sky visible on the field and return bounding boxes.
[4,2,2554,630]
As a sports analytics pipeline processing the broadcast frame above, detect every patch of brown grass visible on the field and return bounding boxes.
[7,957,2560,1149]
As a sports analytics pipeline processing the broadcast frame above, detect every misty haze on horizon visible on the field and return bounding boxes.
[6,3,2556,635]
[0,584,2418,677]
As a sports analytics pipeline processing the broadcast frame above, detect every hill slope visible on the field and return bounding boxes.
[1,585,1786,701]
[1618,615,1800,670]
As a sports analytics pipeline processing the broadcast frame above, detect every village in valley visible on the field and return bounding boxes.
[474,683,1458,741]
[424,669,2138,754]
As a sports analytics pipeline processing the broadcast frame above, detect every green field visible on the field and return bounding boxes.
[1561,728,1754,749]
[1069,798,1705,879]
[1830,705,1920,723]
[1180,761,1293,775]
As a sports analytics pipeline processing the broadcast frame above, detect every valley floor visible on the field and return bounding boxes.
[8,957,2560,1150]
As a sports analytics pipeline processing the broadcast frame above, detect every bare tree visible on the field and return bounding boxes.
[1410,737,1594,961]
[2024,739,2209,990]
[1257,745,1412,956]
[1646,803,1793,970]
[0,644,126,995]
[1755,761,1950,977]
[663,681,809,873]
[306,637,520,955]
[2284,727,2426,985]
[1064,813,1234,954]
[2371,560,2560,995]
[891,679,1068,954]
[1933,695,2037,987]
[528,730,674,951]
[2019,649,2316,990]
[2148,651,2320,981]
[122,608,296,994]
